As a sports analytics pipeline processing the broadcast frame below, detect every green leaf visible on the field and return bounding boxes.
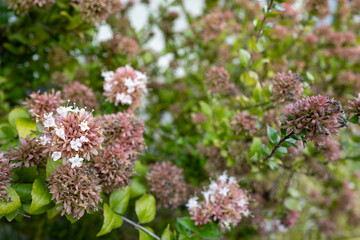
[161,224,173,240]
[284,198,301,211]
[130,178,147,199]
[97,203,123,237]
[349,115,359,124]
[29,178,52,214]
[135,194,156,224]
[306,72,315,82]
[267,126,280,145]
[47,205,62,219]
[13,183,33,202]
[249,137,262,158]
[15,118,36,139]
[46,158,62,178]
[139,227,155,240]
[66,214,79,224]
[8,108,29,127]
[110,186,130,214]
[5,209,19,222]
[0,187,21,215]
[260,144,271,156]
[199,101,212,117]
[199,222,222,239]
[134,161,148,177]
[176,217,199,232]
[239,49,251,68]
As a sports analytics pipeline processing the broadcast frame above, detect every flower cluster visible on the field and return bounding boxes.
[205,67,234,96]
[7,136,49,168]
[104,34,140,58]
[71,0,123,23]
[186,173,250,229]
[62,81,99,110]
[305,0,330,19]
[0,153,13,201]
[4,0,54,13]
[42,106,103,168]
[23,90,64,121]
[98,111,145,157]
[321,139,341,161]
[231,112,258,137]
[270,71,304,104]
[51,72,69,87]
[192,113,207,125]
[102,66,147,108]
[194,11,230,42]
[281,95,347,147]
[94,146,134,194]
[47,163,102,219]
[146,161,187,209]
[346,94,360,121]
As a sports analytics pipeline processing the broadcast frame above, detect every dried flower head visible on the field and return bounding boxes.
[72,0,122,23]
[192,113,207,124]
[23,89,64,121]
[271,71,304,104]
[47,46,68,68]
[98,111,145,156]
[104,34,140,57]
[8,136,49,168]
[187,172,250,229]
[4,0,54,12]
[284,210,300,228]
[281,95,347,147]
[194,11,227,42]
[42,106,103,166]
[102,66,147,108]
[231,112,258,136]
[94,146,134,194]
[205,67,232,95]
[346,94,360,121]
[0,153,13,201]
[303,34,319,46]
[62,81,98,110]
[147,161,187,209]
[51,72,69,87]
[47,163,102,219]
[305,0,330,19]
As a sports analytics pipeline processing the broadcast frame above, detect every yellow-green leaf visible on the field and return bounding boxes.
[139,226,155,240]
[96,203,123,237]
[15,118,36,139]
[8,108,29,127]
[29,179,52,214]
[135,194,156,224]
[0,187,21,215]
[110,186,130,214]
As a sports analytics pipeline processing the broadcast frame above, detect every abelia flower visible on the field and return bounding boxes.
[346,94,360,121]
[94,146,135,194]
[231,112,258,137]
[187,172,250,229]
[23,89,64,121]
[321,139,341,161]
[281,95,347,147]
[97,111,145,157]
[104,34,140,57]
[305,0,330,19]
[0,153,13,201]
[42,106,103,166]
[270,71,304,104]
[51,72,69,87]
[192,113,207,124]
[4,0,54,13]
[62,81,99,110]
[194,11,227,42]
[205,67,233,96]
[102,66,147,108]
[72,0,123,23]
[8,135,49,168]
[146,161,187,209]
[47,163,102,219]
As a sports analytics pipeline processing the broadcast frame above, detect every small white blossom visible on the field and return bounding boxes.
[116,93,132,105]
[124,78,136,93]
[79,121,90,132]
[70,138,82,151]
[186,197,199,209]
[228,176,237,184]
[39,135,51,145]
[101,71,115,82]
[43,113,56,128]
[219,187,230,197]
[79,136,89,143]
[202,190,212,203]
[55,127,66,140]
[104,83,112,92]
[237,198,248,207]
[69,154,84,168]
[51,151,62,161]
[218,172,228,183]
[56,106,73,117]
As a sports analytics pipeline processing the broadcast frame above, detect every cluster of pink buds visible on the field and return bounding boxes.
[102,65,147,108]
[186,172,250,229]
[270,71,304,104]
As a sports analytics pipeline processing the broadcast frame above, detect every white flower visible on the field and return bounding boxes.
[101,71,114,82]
[43,113,57,128]
[55,127,66,140]
[39,135,51,145]
[242,209,251,217]
[104,83,112,92]
[70,138,82,151]
[124,78,136,93]
[68,154,84,168]
[237,198,248,207]
[116,93,132,105]
[209,181,218,191]
[79,121,90,132]
[79,136,89,143]
[219,187,230,197]
[186,197,199,209]
[218,172,228,183]
[51,151,62,161]
[228,176,237,184]
[56,106,73,117]
[202,190,212,203]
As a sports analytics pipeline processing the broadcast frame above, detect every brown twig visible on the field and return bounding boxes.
[264,131,294,161]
